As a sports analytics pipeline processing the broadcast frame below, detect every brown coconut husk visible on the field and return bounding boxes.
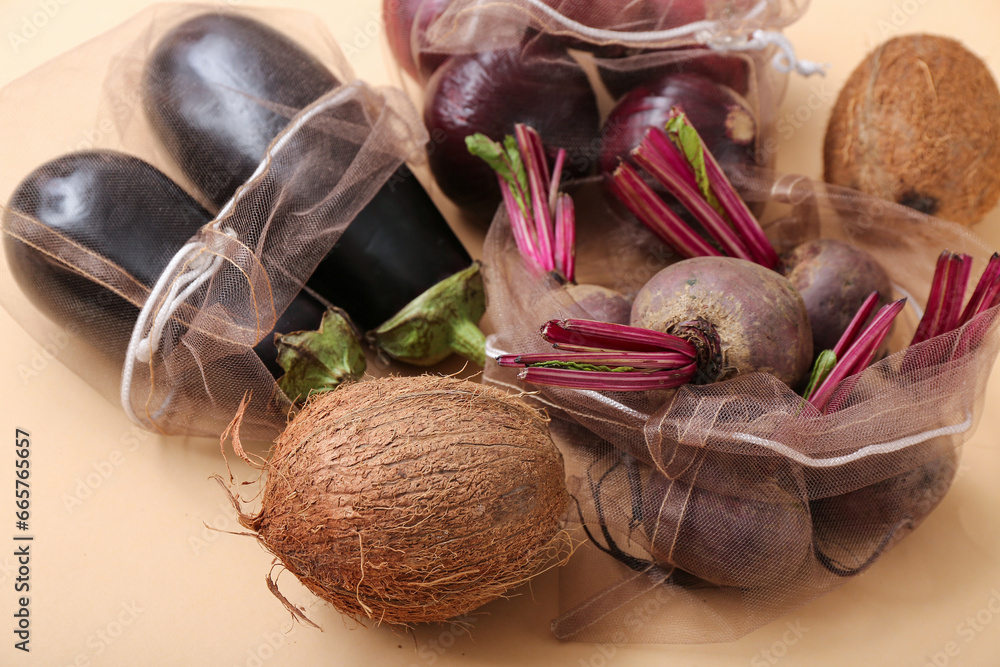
[823,33,1000,226]
[216,375,573,627]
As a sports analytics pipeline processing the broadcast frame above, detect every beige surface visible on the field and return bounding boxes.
[2,0,1000,665]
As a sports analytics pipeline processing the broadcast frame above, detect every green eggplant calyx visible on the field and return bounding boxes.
[276,308,366,404]
[368,262,487,367]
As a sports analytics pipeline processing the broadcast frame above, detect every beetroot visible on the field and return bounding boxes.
[383,0,451,81]
[600,73,757,177]
[779,239,893,356]
[644,469,813,588]
[424,45,600,221]
[599,49,751,101]
[567,283,633,324]
[630,256,813,388]
[811,447,959,575]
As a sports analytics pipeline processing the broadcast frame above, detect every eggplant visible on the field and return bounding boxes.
[2,149,330,377]
[142,12,484,366]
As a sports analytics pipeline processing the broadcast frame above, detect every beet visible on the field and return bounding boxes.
[423,44,601,221]
[644,469,813,588]
[811,447,959,575]
[567,283,633,324]
[1,150,327,376]
[630,256,813,388]
[779,239,893,356]
[599,72,757,177]
[599,48,751,101]
[218,375,569,625]
[383,0,451,81]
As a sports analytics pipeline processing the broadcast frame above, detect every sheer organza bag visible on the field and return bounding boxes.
[481,168,1000,643]
[0,4,480,440]
[384,0,818,224]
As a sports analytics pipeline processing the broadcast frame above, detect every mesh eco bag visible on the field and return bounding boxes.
[0,4,429,440]
[389,0,817,223]
[481,171,1000,643]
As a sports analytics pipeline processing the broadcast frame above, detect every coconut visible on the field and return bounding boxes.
[823,34,1000,226]
[218,375,570,626]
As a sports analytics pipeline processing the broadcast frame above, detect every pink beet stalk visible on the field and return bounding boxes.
[960,253,1000,323]
[633,131,754,262]
[468,125,575,282]
[700,135,779,269]
[554,194,575,281]
[609,162,723,259]
[808,297,906,412]
[608,109,779,269]
[911,252,973,345]
[832,292,882,359]
[496,318,699,391]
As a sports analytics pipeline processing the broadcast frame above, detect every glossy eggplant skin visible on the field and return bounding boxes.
[314,171,471,331]
[2,150,326,376]
[143,13,472,329]
[143,13,340,209]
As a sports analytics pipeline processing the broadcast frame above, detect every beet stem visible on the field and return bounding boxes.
[516,125,555,272]
[633,129,754,262]
[832,291,881,359]
[554,194,576,283]
[498,174,542,267]
[542,319,697,356]
[809,298,906,412]
[666,109,778,269]
[499,350,695,369]
[699,138,778,269]
[959,253,1000,324]
[939,253,972,335]
[912,251,968,345]
[609,162,723,259]
[518,364,696,391]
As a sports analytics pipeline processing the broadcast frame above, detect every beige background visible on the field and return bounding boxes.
[2,0,1000,665]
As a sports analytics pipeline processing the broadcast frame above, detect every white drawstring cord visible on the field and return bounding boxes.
[708,29,829,77]
[119,86,365,428]
[457,0,822,77]
[120,227,235,427]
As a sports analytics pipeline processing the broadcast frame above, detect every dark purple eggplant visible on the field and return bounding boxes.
[142,13,340,209]
[423,44,601,222]
[2,149,330,377]
[142,12,483,366]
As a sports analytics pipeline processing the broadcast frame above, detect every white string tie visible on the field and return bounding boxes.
[120,226,236,426]
[708,29,829,77]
